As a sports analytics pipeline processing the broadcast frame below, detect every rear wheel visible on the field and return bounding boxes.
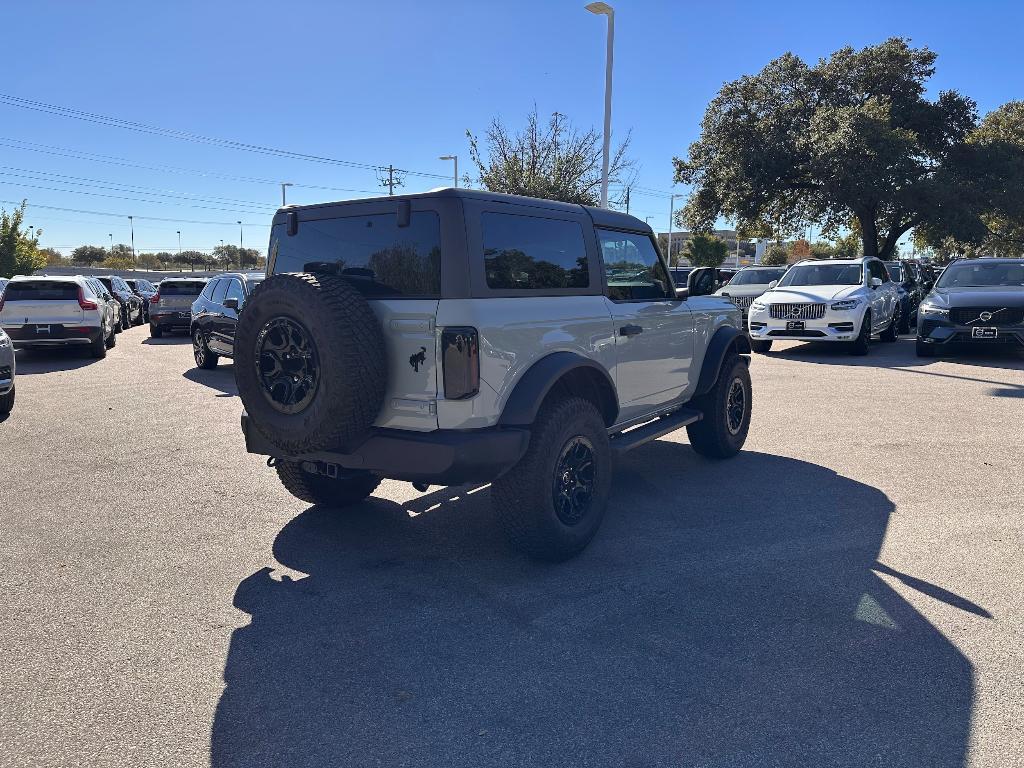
[492,397,612,561]
[105,325,117,348]
[880,306,899,342]
[849,311,871,355]
[687,355,752,459]
[275,461,380,507]
[0,385,13,415]
[120,305,131,331]
[90,330,107,359]
[150,324,163,339]
[193,328,219,369]
[749,339,772,354]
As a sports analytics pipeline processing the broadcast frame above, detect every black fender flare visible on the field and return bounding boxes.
[694,326,751,397]
[498,351,617,426]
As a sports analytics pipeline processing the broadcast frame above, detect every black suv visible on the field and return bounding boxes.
[125,278,158,322]
[884,261,925,333]
[97,275,145,330]
[916,258,1024,355]
[190,272,264,369]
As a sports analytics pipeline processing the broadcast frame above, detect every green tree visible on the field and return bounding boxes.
[211,245,260,269]
[177,250,209,270]
[136,253,165,270]
[0,202,28,278]
[70,245,108,266]
[761,245,789,266]
[467,107,634,206]
[40,247,64,266]
[684,233,730,268]
[674,38,1023,260]
[101,256,135,270]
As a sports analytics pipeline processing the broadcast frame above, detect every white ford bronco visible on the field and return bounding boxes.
[236,189,753,560]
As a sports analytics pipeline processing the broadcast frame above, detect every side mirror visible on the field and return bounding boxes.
[223,298,239,311]
[767,280,778,289]
[687,267,717,297]
[871,277,883,288]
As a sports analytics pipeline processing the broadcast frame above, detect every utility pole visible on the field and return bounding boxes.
[381,165,404,196]
[280,182,293,206]
[624,186,630,214]
[238,222,243,269]
[128,215,135,264]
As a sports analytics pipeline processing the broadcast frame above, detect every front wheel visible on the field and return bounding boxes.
[275,461,381,507]
[120,306,131,332]
[749,339,772,354]
[686,355,752,459]
[193,328,219,369]
[849,311,871,355]
[880,306,899,342]
[492,397,612,561]
[0,385,13,415]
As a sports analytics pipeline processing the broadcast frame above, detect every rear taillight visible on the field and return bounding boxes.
[78,287,98,311]
[441,327,479,400]
[150,292,160,305]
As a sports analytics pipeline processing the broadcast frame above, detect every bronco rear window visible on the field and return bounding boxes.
[270,211,441,298]
[3,281,80,301]
[160,281,207,296]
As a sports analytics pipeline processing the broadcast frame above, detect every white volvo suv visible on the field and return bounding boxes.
[746,257,901,355]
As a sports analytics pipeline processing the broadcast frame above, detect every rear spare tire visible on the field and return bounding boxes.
[234,272,387,454]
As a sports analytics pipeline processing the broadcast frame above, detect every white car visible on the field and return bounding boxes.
[715,266,790,324]
[0,326,14,414]
[0,275,117,358]
[746,257,901,355]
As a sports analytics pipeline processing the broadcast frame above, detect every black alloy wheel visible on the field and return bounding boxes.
[255,316,320,415]
[551,436,597,526]
[725,376,746,435]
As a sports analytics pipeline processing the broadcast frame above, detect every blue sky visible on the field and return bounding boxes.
[3,0,1022,256]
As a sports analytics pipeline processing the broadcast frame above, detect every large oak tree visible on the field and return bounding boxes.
[673,38,1024,260]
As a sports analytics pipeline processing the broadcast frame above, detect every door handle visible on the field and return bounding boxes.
[619,324,643,337]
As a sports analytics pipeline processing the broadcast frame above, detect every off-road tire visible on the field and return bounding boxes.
[880,307,899,342]
[193,328,219,369]
[492,397,612,562]
[916,338,935,357]
[0,385,13,415]
[235,272,387,454]
[150,324,163,339]
[749,339,772,354]
[850,311,871,356]
[275,461,381,507]
[90,331,107,359]
[686,355,751,459]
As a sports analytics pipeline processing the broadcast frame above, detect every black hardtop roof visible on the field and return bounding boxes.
[273,187,652,232]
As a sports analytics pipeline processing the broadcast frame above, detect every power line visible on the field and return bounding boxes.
[0,198,270,227]
[0,93,451,181]
[0,136,384,196]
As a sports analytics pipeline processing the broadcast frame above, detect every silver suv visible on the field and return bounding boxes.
[236,190,753,560]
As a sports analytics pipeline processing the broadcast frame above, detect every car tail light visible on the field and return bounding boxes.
[78,287,98,311]
[150,292,160,305]
[441,327,479,400]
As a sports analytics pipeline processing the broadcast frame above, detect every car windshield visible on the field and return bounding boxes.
[936,261,1024,288]
[778,263,862,287]
[160,281,207,295]
[3,280,80,300]
[886,264,903,281]
[729,268,786,286]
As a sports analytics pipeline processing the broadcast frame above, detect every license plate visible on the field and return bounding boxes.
[786,321,805,331]
[35,325,50,334]
[972,327,998,339]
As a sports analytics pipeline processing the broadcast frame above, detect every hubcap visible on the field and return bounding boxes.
[255,316,320,414]
[726,377,746,435]
[552,436,596,526]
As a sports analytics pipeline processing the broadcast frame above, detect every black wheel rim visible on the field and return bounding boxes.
[552,436,596,526]
[726,377,746,435]
[193,330,205,365]
[255,316,320,415]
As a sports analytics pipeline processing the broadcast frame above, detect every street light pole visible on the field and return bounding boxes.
[439,155,458,188]
[128,215,135,264]
[667,193,682,265]
[108,233,113,253]
[586,2,615,208]
[238,221,243,269]
[280,182,293,206]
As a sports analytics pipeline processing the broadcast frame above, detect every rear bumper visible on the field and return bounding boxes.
[3,324,100,347]
[150,310,193,327]
[241,411,531,485]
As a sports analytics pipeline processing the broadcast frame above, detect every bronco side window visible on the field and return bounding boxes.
[597,229,673,301]
[482,212,589,290]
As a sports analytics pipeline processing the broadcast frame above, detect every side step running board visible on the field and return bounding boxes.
[609,406,703,456]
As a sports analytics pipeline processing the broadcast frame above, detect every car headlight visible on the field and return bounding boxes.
[918,302,949,316]
[0,332,10,348]
[830,299,862,311]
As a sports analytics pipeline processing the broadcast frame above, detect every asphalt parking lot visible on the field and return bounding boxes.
[2,327,1022,768]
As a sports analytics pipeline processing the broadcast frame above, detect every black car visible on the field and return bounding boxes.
[916,258,1024,356]
[884,261,925,333]
[125,278,158,322]
[190,272,264,368]
[97,275,145,330]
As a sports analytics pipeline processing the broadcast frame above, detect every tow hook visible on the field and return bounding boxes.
[301,460,339,479]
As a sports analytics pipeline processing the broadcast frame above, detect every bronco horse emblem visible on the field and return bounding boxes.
[409,346,427,372]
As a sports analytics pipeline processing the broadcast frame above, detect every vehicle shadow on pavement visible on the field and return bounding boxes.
[184,366,237,397]
[212,446,979,768]
[773,337,1024,373]
[141,335,190,345]
[12,348,102,375]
